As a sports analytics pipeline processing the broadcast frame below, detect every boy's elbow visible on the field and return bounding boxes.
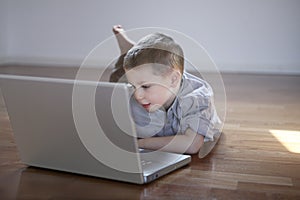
[184,129,204,154]
[186,142,201,154]
[185,136,203,154]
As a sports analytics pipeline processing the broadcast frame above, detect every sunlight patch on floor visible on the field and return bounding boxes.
[269,129,300,154]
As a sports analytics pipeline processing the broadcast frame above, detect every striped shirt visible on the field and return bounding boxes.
[130,72,222,142]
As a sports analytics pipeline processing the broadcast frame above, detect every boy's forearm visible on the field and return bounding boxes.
[138,129,204,154]
[138,136,182,153]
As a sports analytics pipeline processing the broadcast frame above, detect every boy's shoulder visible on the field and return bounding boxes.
[171,72,213,116]
[179,72,213,98]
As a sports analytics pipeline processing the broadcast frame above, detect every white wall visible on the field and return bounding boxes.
[0,0,8,63]
[2,0,300,74]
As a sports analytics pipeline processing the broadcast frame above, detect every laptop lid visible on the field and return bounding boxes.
[0,74,191,184]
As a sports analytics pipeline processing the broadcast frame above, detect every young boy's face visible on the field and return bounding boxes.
[125,65,178,112]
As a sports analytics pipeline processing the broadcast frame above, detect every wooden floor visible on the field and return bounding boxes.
[0,70,300,199]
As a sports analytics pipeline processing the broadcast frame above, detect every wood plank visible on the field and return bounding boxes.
[1,71,300,199]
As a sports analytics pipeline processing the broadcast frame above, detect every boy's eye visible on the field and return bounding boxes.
[141,85,150,89]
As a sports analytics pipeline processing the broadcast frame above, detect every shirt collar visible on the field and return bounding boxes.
[165,73,187,117]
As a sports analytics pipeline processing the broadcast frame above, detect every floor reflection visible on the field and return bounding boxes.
[0,165,165,199]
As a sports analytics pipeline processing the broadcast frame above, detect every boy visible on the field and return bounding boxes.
[111,25,222,157]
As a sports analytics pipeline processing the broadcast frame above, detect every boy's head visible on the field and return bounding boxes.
[123,33,184,112]
[123,33,184,75]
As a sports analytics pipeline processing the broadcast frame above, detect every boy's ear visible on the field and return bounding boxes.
[170,70,181,87]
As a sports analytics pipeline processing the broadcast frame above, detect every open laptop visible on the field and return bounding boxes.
[0,74,191,184]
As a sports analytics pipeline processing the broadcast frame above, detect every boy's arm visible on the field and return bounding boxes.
[137,128,204,154]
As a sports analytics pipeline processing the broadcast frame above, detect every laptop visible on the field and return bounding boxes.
[0,74,191,184]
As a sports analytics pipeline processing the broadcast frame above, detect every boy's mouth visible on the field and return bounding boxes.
[141,103,151,110]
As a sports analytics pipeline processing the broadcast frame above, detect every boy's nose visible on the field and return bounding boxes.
[134,88,144,100]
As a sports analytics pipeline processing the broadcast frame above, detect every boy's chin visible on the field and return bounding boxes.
[146,104,164,113]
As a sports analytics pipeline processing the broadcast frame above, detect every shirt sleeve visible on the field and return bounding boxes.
[130,97,166,138]
[179,92,222,142]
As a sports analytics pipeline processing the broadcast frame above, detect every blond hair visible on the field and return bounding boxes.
[123,33,184,75]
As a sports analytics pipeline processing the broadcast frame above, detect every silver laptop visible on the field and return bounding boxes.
[0,74,191,184]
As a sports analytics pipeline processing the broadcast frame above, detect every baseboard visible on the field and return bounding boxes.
[1,56,299,75]
[216,63,300,75]
[2,56,83,68]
